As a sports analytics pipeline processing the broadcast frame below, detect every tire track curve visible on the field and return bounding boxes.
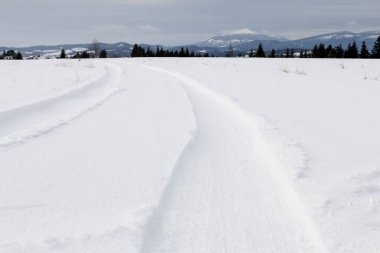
[136,64,330,253]
[0,63,122,148]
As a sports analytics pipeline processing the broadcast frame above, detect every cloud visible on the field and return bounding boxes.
[346,21,360,29]
[90,24,160,36]
[108,0,177,4]
[137,25,161,32]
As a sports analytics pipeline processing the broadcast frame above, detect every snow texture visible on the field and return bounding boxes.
[1,58,380,253]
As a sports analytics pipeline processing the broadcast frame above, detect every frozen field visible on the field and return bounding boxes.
[0,58,380,253]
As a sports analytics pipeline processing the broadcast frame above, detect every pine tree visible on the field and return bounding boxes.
[249,49,254,58]
[81,51,90,58]
[15,52,23,60]
[290,49,294,58]
[317,43,326,58]
[351,41,359,58]
[60,49,66,59]
[285,48,290,58]
[131,44,139,57]
[299,49,304,58]
[371,36,380,58]
[326,45,333,58]
[131,44,147,57]
[360,41,370,58]
[269,49,276,58]
[225,43,234,57]
[344,43,351,58]
[312,45,318,58]
[345,41,359,58]
[99,50,107,58]
[255,43,266,57]
[179,48,185,57]
[335,44,344,58]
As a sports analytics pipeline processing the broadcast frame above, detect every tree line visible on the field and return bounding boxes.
[2,35,380,59]
[0,50,23,60]
[131,44,212,57]
[59,48,108,59]
[248,35,380,59]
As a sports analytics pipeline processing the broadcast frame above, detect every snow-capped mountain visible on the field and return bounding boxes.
[290,30,380,49]
[194,28,287,48]
[189,30,380,55]
[0,42,160,59]
[1,30,379,58]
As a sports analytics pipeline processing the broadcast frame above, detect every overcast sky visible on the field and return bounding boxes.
[1,0,379,46]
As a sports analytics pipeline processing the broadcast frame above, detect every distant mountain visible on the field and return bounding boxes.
[289,31,380,49]
[190,30,380,55]
[1,30,379,58]
[194,29,287,48]
[0,42,162,59]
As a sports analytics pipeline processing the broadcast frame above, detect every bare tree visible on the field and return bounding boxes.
[90,39,101,58]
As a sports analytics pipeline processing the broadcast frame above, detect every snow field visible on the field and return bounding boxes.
[0,60,196,252]
[136,64,329,253]
[1,58,380,253]
[136,58,380,253]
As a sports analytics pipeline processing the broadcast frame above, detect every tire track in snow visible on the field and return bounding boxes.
[136,64,330,253]
[0,63,122,148]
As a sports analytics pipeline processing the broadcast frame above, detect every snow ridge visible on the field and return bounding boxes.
[0,63,122,148]
[136,64,329,253]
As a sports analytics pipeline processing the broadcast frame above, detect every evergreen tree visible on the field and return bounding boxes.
[326,45,333,58]
[15,52,23,60]
[344,43,350,58]
[155,46,160,57]
[81,51,90,58]
[335,44,344,58]
[225,43,234,57]
[131,44,139,57]
[131,44,146,57]
[345,41,359,58]
[99,50,107,58]
[249,49,254,58]
[312,45,318,58]
[300,49,304,58]
[371,36,380,58]
[269,49,276,58]
[146,47,153,57]
[317,43,326,58]
[351,41,359,58]
[179,48,185,57]
[285,48,290,58]
[255,43,266,57]
[290,49,294,58]
[60,49,66,59]
[360,41,370,58]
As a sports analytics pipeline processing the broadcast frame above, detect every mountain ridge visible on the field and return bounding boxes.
[1,30,379,58]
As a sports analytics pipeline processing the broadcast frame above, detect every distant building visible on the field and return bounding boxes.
[2,50,17,60]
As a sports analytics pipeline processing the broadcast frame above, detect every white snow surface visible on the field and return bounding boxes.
[1,58,380,253]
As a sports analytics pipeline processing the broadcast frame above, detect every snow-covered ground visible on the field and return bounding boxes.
[0,58,380,253]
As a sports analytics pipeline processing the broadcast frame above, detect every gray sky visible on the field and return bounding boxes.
[1,0,379,46]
